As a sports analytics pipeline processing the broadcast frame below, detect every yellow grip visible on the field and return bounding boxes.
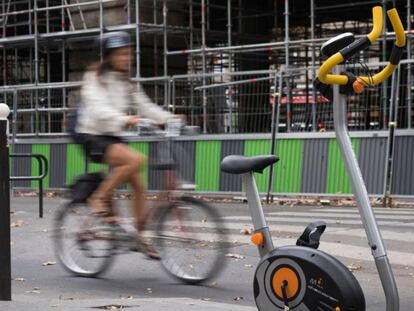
[367,6,383,43]
[358,9,405,86]
[317,53,348,85]
[387,8,405,47]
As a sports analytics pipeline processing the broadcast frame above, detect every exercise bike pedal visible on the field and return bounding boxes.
[296,221,326,249]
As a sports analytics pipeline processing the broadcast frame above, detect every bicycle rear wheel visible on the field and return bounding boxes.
[53,202,116,277]
[155,197,228,284]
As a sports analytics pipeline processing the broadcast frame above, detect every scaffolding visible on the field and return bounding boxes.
[0,0,413,136]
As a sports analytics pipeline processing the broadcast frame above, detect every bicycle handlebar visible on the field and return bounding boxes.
[317,6,406,87]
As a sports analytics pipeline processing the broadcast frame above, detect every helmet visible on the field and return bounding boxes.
[101,31,131,57]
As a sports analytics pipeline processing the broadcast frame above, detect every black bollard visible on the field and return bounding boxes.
[0,104,11,300]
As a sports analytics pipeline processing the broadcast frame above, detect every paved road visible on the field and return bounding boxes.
[2,197,414,310]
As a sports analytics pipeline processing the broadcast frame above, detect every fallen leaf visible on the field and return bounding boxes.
[225,253,246,260]
[120,295,133,300]
[11,220,25,228]
[27,287,40,294]
[347,264,362,272]
[240,228,253,235]
[42,261,57,266]
[59,295,75,300]
[94,305,129,310]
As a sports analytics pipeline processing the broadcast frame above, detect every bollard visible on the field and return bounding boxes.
[0,103,11,300]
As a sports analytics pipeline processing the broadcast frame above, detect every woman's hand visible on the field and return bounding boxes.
[126,116,139,127]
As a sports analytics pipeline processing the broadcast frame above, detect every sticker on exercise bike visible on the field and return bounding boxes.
[307,282,339,303]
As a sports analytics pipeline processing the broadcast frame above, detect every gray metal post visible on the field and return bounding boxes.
[34,0,39,136]
[266,72,279,203]
[12,90,17,146]
[310,0,317,131]
[127,0,131,24]
[135,0,140,78]
[284,0,291,132]
[227,0,233,133]
[189,0,195,123]
[407,0,412,128]
[153,0,158,98]
[163,1,168,108]
[47,47,51,133]
[201,0,207,133]
[333,66,399,311]
[0,103,11,301]
[242,172,274,258]
[2,1,5,99]
[381,0,388,129]
[99,0,103,62]
[383,66,401,205]
[46,0,50,33]
[61,0,65,31]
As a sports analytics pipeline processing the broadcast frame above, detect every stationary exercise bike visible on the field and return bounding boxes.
[221,6,405,311]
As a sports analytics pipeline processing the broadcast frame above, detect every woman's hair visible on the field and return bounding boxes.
[87,53,129,85]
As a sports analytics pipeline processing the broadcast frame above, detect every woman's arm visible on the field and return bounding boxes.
[133,83,173,124]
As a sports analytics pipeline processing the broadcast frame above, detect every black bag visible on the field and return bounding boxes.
[69,172,105,204]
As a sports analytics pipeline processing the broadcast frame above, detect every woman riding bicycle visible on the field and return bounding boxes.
[76,31,177,259]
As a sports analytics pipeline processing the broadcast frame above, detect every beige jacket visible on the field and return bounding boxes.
[77,70,172,136]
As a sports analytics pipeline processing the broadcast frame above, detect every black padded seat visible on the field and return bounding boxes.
[221,155,279,174]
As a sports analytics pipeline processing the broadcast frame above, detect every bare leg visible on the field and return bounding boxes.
[90,144,145,213]
[128,172,147,230]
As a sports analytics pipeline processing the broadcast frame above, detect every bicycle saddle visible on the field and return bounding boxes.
[221,155,279,174]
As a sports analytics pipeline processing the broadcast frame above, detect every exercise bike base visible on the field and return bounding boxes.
[254,246,366,310]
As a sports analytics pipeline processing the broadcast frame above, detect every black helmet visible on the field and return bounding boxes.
[101,31,131,57]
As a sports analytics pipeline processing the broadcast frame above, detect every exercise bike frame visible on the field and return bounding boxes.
[241,6,402,311]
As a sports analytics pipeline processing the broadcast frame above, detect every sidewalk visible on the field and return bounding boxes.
[1,296,257,311]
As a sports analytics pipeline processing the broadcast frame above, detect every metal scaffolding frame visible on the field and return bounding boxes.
[0,0,413,136]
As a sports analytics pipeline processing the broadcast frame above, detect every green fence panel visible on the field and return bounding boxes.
[66,144,86,185]
[31,144,50,188]
[326,138,360,194]
[195,141,221,191]
[244,140,272,192]
[273,139,304,193]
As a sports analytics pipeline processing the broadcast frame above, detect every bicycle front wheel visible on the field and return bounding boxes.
[53,202,116,278]
[155,197,228,284]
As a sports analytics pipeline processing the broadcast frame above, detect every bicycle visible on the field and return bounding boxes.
[53,120,228,285]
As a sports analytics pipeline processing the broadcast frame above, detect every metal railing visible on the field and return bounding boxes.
[10,153,48,218]
[0,61,413,136]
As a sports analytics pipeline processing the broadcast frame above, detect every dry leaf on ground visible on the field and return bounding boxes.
[11,220,25,227]
[225,253,246,259]
[347,263,362,272]
[240,228,253,235]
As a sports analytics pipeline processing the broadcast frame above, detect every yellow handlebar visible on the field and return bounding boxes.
[387,9,405,47]
[367,6,383,43]
[318,6,406,87]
